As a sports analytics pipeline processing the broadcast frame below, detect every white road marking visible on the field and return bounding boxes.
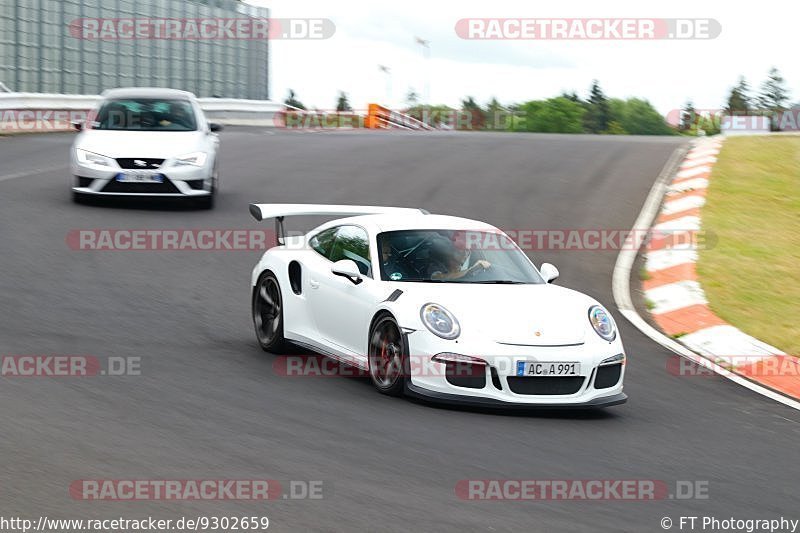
[676,165,711,180]
[645,248,698,272]
[681,325,785,360]
[646,280,708,314]
[0,164,67,183]
[653,216,701,233]
[663,194,706,215]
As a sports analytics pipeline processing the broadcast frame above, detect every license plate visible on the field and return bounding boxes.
[116,172,163,183]
[516,361,581,377]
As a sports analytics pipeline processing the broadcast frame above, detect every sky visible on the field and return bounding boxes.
[247,0,797,115]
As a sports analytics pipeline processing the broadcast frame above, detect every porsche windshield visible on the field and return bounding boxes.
[92,98,198,131]
[377,230,544,284]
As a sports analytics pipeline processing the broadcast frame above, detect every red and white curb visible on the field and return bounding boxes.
[612,138,800,409]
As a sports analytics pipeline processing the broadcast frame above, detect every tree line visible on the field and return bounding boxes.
[283,67,793,135]
[681,67,791,134]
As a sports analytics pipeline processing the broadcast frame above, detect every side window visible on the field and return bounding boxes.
[309,227,338,259]
[329,226,372,277]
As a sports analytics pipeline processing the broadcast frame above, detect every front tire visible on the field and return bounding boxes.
[368,314,407,396]
[252,271,287,352]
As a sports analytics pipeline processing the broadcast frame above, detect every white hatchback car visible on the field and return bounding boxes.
[70,87,221,208]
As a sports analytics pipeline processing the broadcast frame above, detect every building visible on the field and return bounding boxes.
[0,0,269,99]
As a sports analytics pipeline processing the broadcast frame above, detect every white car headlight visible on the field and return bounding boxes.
[75,148,113,167]
[172,151,208,167]
[420,303,461,340]
[589,305,616,341]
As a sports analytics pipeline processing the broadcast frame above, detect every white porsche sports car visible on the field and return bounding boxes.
[249,204,626,408]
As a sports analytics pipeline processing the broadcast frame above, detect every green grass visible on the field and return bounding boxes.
[697,136,800,355]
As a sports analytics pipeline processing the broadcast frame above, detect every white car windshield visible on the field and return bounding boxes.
[377,229,544,284]
[92,98,198,131]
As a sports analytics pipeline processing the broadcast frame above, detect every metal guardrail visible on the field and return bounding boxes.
[0,93,284,130]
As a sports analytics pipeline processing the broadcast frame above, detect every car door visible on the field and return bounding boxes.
[308,225,379,360]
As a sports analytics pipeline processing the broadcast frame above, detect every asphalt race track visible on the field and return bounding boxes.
[1,129,798,532]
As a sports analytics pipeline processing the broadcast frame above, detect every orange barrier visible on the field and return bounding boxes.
[366,103,433,130]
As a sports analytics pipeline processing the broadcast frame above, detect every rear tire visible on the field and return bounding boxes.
[368,314,407,396]
[252,271,287,352]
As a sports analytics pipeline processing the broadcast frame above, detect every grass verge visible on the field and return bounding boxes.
[697,135,800,355]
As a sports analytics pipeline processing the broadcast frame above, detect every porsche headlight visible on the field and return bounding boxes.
[172,151,208,167]
[589,305,616,341]
[420,303,460,340]
[75,148,113,167]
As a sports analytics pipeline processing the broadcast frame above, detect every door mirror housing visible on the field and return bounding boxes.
[331,259,363,285]
[71,120,83,131]
[209,122,223,132]
[540,263,559,283]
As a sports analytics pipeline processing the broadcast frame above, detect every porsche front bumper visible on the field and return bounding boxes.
[403,332,626,408]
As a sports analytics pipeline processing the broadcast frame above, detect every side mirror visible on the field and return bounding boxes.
[71,120,83,131]
[540,263,559,283]
[331,259,363,285]
[209,123,223,132]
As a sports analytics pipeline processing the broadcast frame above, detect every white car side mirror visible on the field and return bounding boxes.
[540,263,559,283]
[331,259,363,285]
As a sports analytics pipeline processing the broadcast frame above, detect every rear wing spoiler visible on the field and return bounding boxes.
[248,203,429,244]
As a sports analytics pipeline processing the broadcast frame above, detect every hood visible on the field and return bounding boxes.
[74,130,205,159]
[400,283,595,346]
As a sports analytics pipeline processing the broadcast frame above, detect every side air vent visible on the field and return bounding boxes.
[384,289,403,302]
[288,261,302,295]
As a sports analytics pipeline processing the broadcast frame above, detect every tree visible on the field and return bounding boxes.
[584,80,610,133]
[336,91,353,112]
[680,100,697,131]
[284,89,306,110]
[757,67,789,130]
[757,67,789,112]
[460,96,486,130]
[485,97,507,130]
[520,97,585,133]
[725,76,750,116]
[608,98,673,135]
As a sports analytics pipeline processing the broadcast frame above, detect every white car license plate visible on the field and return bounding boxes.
[516,361,581,377]
[117,172,163,183]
